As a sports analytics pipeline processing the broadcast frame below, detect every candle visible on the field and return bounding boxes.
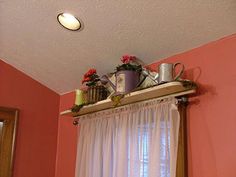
[75,89,84,105]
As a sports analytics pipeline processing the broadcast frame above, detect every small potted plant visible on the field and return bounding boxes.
[115,55,142,94]
[82,68,107,104]
[116,55,142,72]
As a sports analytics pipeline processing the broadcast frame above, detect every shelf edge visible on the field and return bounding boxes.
[60,81,197,117]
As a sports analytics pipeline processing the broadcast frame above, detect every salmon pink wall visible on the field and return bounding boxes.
[148,34,236,177]
[55,92,78,177]
[56,33,236,177]
[0,60,60,177]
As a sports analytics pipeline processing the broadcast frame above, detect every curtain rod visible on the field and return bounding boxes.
[72,94,189,126]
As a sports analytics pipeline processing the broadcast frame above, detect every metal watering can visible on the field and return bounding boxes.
[101,70,145,95]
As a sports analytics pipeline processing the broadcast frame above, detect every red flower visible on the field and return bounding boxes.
[84,68,96,77]
[82,68,100,86]
[121,55,136,64]
[82,77,91,84]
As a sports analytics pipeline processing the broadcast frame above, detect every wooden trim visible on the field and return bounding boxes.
[176,100,188,177]
[0,107,18,177]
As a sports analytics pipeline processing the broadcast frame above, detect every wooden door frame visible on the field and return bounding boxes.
[0,107,18,177]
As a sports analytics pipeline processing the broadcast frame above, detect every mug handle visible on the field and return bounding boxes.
[173,62,185,80]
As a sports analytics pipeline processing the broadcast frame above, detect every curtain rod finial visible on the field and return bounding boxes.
[73,120,79,126]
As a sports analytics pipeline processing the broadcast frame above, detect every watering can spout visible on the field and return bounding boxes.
[100,75,116,90]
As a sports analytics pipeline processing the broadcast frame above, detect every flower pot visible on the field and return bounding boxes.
[115,70,140,95]
[87,86,107,104]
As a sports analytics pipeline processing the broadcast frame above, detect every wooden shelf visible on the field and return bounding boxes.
[60,81,197,117]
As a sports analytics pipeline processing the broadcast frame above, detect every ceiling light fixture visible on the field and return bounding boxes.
[57,13,81,31]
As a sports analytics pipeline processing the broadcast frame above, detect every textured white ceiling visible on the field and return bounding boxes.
[0,0,236,94]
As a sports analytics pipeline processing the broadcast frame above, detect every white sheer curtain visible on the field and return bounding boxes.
[75,98,180,177]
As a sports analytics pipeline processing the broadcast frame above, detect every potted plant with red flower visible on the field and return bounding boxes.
[116,55,142,72]
[82,68,100,87]
[101,55,143,96]
[114,55,142,94]
[82,68,107,103]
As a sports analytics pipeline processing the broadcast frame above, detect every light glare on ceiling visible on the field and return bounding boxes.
[57,13,81,31]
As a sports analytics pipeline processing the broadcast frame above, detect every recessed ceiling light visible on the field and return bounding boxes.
[57,13,81,31]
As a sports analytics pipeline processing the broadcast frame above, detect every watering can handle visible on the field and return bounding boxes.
[173,62,185,80]
[136,75,147,88]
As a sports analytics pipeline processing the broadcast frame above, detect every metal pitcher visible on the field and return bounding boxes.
[158,63,184,84]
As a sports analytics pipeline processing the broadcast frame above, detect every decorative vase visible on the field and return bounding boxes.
[87,85,107,104]
[115,70,140,95]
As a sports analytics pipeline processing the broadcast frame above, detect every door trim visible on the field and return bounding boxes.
[0,107,18,177]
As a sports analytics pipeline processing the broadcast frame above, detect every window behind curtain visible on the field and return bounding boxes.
[128,120,170,177]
